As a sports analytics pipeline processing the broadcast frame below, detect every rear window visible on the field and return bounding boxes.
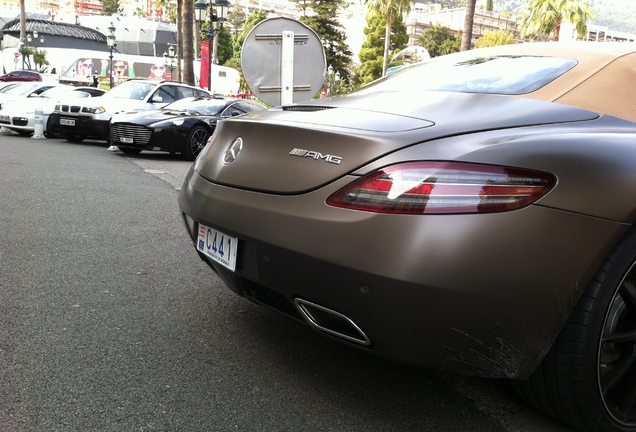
[359,55,578,95]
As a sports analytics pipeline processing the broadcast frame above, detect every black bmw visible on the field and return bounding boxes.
[110,96,265,160]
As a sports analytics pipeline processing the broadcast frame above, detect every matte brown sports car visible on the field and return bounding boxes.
[179,42,636,432]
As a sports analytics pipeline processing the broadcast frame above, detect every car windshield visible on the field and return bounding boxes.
[105,81,156,100]
[357,54,578,95]
[163,97,229,115]
[4,83,41,95]
[40,86,75,98]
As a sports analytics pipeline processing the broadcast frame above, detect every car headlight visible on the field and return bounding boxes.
[82,106,106,114]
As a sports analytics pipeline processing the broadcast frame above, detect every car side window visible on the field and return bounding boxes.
[177,87,196,99]
[221,103,248,118]
[153,85,178,104]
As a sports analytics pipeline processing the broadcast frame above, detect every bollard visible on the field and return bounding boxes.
[32,104,46,140]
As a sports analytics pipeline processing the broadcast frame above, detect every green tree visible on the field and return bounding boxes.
[224,57,249,92]
[474,29,517,47]
[365,0,413,76]
[226,9,247,35]
[486,0,493,11]
[102,0,121,15]
[226,10,267,95]
[216,27,232,65]
[357,9,407,85]
[416,23,460,57]
[18,45,35,69]
[521,0,594,41]
[461,0,476,51]
[294,0,353,82]
[33,48,49,72]
[231,10,267,59]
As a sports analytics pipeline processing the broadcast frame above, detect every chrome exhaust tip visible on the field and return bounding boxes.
[294,298,371,346]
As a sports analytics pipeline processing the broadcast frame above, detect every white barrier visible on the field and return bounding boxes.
[32,105,46,140]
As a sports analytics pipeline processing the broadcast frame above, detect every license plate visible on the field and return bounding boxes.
[60,118,75,126]
[121,137,133,143]
[197,224,238,271]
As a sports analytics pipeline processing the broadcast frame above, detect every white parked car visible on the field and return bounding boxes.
[0,85,105,137]
[0,82,61,111]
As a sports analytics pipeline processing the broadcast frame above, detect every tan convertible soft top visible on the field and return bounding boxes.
[485,42,636,122]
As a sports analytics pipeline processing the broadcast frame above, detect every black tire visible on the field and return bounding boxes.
[182,125,211,161]
[119,147,142,155]
[513,229,636,432]
[45,116,63,139]
[63,133,85,143]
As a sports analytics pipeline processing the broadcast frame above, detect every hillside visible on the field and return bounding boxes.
[489,0,636,34]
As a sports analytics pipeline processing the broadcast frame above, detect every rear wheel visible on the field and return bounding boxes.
[514,229,636,431]
[182,125,211,161]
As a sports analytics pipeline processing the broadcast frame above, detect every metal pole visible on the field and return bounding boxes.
[207,28,213,92]
[109,48,113,89]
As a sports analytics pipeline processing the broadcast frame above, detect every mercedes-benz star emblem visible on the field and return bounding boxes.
[223,137,243,165]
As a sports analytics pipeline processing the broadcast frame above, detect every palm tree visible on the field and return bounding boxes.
[365,0,413,76]
[176,0,183,82]
[182,0,195,84]
[461,0,476,51]
[521,0,594,41]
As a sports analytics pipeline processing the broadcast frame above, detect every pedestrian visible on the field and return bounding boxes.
[92,71,99,87]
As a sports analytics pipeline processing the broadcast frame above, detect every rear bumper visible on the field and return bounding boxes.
[178,168,628,378]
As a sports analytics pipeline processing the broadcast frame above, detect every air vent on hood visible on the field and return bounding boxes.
[282,105,333,112]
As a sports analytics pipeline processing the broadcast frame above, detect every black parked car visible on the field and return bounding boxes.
[110,96,265,160]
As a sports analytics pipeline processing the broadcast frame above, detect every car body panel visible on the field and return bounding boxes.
[197,93,599,193]
[179,163,627,377]
[178,42,636,380]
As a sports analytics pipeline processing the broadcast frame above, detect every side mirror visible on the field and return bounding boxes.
[151,95,163,103]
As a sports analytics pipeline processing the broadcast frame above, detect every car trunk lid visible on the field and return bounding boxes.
[196,91,599,193]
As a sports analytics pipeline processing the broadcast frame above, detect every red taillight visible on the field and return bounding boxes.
[327,162,556,215]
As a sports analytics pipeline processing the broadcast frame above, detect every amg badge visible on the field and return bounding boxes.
[289,148,342,165]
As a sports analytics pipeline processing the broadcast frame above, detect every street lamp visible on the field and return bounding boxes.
[195,0,230,91]
[107,22,117,89]
[163,44,176,81]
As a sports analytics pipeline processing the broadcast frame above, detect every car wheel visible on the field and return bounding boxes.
[514,229,636,432]
[45,116,63,139]
[183,125,210,161]
[119,147,142,155]
[63,133,85,143]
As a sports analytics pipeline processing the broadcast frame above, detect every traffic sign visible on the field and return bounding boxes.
[241,17,326,106]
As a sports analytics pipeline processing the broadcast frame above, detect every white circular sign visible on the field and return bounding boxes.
[242,17,326,106]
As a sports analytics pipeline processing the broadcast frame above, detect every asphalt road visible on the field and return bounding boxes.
[0,132,576,432]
